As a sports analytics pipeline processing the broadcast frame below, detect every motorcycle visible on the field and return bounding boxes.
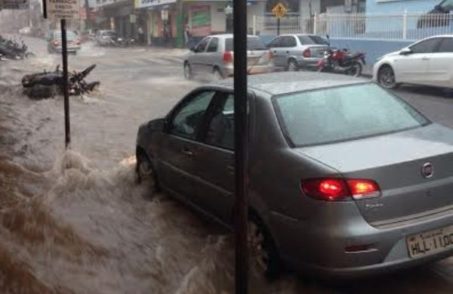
[22,64,100,99]
[0,35,34,59]
[317,47,366,77]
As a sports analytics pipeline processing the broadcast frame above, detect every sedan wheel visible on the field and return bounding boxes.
[248,217,280,278]
[184,63,192,80]
[287,60,299,72]
[136,152,159,192]
[378,66,398,89]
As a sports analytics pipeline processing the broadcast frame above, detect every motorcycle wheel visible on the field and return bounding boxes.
[348,62,362,77]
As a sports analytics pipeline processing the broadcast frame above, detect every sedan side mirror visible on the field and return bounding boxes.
[190,46,197,52]
[400,48,412,55]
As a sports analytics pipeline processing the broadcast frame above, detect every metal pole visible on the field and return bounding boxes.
[277,17,280,36]
[233,0,248,292]
[42,0,47,19]
[61,19,71,149]
[84,0,90,31]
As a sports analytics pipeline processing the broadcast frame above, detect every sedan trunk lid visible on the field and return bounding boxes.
[298,124,453,227]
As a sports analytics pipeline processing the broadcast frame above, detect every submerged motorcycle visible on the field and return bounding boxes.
[317,47,366,77]
[22,64,100,99]
[0,35,34,59]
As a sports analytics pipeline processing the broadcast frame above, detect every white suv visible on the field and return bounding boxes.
[374,35,453,89]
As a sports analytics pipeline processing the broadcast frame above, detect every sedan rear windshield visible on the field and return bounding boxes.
[274,83,429,147]
[53,31,77,40]
[298,35,329,45]
[225,38,266,51]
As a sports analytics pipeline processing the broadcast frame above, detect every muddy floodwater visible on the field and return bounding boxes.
[0,39,452,294]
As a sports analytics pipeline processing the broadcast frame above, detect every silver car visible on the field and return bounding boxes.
[47,30,81,54]
[267,34,329,71]
[183,34,273,80]
[136,72,453,278]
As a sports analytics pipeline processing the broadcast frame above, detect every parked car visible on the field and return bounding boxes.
[95,30,118,46]
[47,30,81,54]
[183,34,273,80]
[374,35,453,89]
[135,71,453,278]
[267,34,329,71]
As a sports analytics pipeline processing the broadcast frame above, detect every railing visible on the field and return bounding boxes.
[254,12,453,41]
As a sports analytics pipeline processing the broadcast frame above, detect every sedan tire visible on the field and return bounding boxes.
[378,65,399,89]
[136,151,160,192]
[287,59,299,72]
[248,213,281,279]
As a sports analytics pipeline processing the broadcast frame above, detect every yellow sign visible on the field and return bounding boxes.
[272,3,287,18]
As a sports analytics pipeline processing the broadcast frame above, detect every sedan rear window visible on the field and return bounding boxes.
[298,35,329,45]
[225,37,266,51]
[274,84,429,146]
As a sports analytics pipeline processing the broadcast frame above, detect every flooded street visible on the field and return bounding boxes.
[0,36,452,293]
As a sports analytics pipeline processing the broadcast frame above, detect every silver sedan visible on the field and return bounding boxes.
[136,72,453,278]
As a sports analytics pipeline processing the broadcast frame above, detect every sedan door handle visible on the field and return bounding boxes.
[286,51,290,54]
[422,57,430,61]
[181,148,193,157]
[273,50,277,53]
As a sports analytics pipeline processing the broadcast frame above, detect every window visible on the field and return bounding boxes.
[281,36,297,47]
[195,38,210,52]
[267,37,282,48]
[205,94,234,150]
[438,38,453,52]
[298,35,329,45]
[170,91,216,140]
[274,84,429,147]
[207,38,219,52]
[410,38,441,54]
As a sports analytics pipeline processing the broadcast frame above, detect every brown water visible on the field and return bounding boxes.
[0,47,452,294]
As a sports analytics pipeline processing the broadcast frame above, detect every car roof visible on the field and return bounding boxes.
[212,72,368,96]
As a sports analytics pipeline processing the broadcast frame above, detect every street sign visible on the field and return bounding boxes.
[47,0,80,20]
[272,2,287,19]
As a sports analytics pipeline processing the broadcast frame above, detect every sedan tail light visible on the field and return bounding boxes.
[223,51,234,64]
[303,48,311,58]
[301,178,380,201]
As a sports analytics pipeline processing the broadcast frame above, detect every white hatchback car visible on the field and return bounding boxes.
[374,35,453,89]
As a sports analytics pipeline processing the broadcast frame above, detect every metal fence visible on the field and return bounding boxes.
[254,12,453,41]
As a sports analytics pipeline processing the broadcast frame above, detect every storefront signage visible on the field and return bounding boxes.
[134,0,176,9]
[190,5,211,36]
[47,0,81,20]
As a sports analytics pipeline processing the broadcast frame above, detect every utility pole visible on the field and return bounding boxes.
[84,0,90,31]
[233,0,249,292]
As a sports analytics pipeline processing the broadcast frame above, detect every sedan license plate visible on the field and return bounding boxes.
[407,225,453,258]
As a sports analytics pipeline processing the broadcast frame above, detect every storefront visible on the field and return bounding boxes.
[97,0,138,39]
[135,0,178,46]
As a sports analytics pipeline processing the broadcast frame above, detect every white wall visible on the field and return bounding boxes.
[300,0,321,18]
[210,2,226,32]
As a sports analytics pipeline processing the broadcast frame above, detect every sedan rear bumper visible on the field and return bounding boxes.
[269,206,453,278]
